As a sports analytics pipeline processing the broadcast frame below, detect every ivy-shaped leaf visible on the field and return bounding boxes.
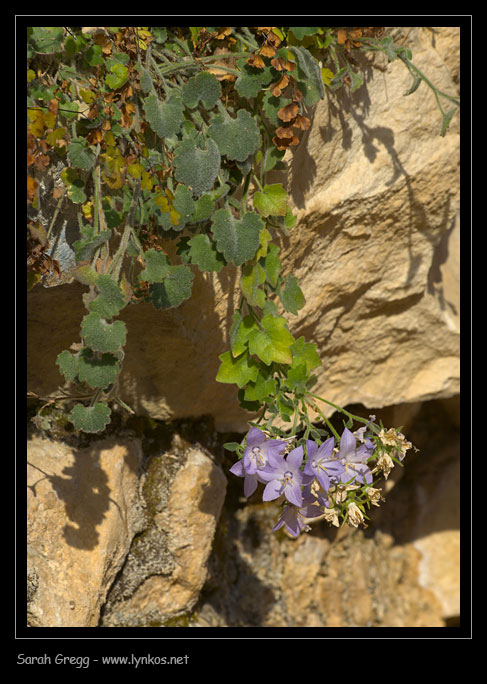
[66,179,87,204]
[69,402,111,433]
[148,265,195,309]
[280,274,305,314]
[187,234,225,272]
[144,94,185,139]
[105,62,129,89]
[235,59,274,98]
[67,138,96,171]
[264,243,282,288]
[216,350,259,388]
[253,183,288,217]
[56,349,79,383]
[173,137,221,197]
[208,109,261,162]
[182,70,221,109]
[81,312,127,353]
[211,208,263,266]
[138,249,171,283]
[248,314,294,366]
[244,365,277,402]
[240,261,266,308]
[89,275,126,318]
[229,312,258,358]
[191,194,214,222]
[290,336,321,374]
[76,348,120,389]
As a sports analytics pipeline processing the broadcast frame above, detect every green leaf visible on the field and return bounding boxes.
[138,249,171,283]
[253,183,288,217]
[85,44,104,66]
[172,184,195,227]
[288,45,325,105]
[229,312,259,357]
[66,179,87,204]
[192,194,214,222]
[73,229,112,262]
[138,64,154,93]
[262,92,289,127]
[89,275,126,318]
[264,243,282,288]
[208,109,261,162]
[67,138,95,171]
[280,275,305,314]
[240,262,266,308]
[248,315,294,366]
[81,312,127,353]
[29,27,64,54]
[144,94,185,139]
[148,265,195,309]
[284,206,298,229]
[216,350,259,388]
[244,366,277,402]
[290,336,321,374]
[182,70,222,109]
[56,349,79,382]
[211,209,263,266]
[173,137,221,197]
[284,359,309,393]
[235,59,274,98]
[69,402,111,433]
[76,348,120,389]
[105,62,129,89]
[187,234,225,272]
[289,27,320,40]
[223,442,241,452]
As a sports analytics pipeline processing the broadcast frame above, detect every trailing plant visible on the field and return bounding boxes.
[27,26,456,535]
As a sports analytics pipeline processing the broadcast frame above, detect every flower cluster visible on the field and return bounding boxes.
[230,422,414,538]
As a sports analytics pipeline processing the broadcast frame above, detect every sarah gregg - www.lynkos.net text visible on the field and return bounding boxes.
[17,653,190,668]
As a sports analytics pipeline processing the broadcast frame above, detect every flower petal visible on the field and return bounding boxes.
[229,460,245,477]
[285,481,303,507]
[338,428,356,457]
[286,445,304,469]
[243,474,258,497]
[316,437,335,459]
[246,427,265,447]
[262,479,283,501]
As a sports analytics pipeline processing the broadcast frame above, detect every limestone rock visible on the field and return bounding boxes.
[100,438,227,626]
[27,27,459,432]
[27,436,144,627]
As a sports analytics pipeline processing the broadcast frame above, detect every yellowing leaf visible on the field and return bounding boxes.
[321,67,334,86]
[169,208,181,226]
[46,127,66,146]
[27,108,46,137]
[127,162,144,178]
[80,88,96,104]
[140,171,154,191]
[154,194,171,211]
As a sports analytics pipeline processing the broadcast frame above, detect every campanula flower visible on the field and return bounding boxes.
[229,427,286,497]
[337,428,374,485]
[272,501,324,537]
[242,427,286,475]
[259,445,313,507]
[303,438,345,491]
